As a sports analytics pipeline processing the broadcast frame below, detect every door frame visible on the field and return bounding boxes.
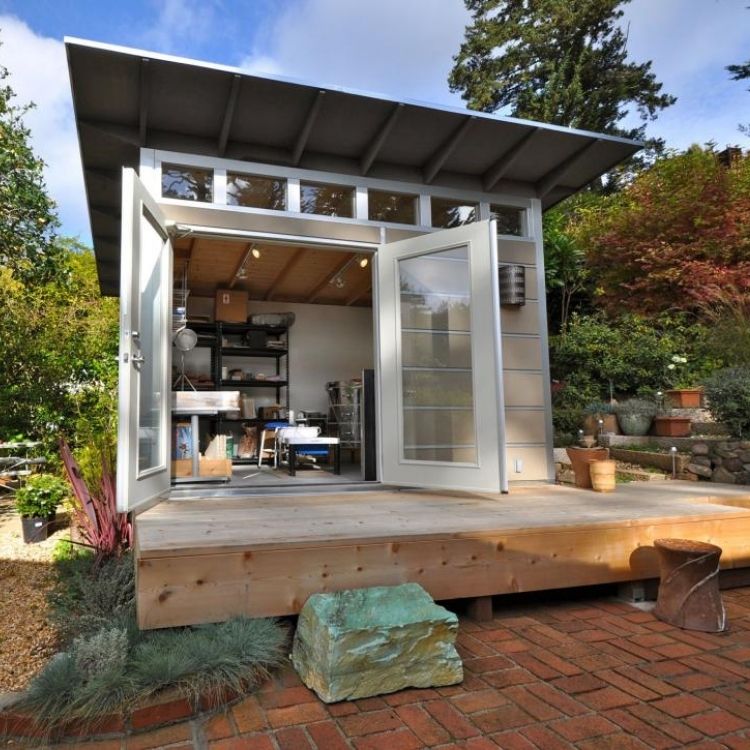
[117,168,173,513]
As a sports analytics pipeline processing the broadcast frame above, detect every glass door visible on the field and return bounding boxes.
[376,220,505,491]
[116,168,173,512]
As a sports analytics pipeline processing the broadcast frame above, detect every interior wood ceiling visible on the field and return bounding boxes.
[173,237,373,307]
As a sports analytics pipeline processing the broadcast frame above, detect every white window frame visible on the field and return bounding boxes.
[139,148,536,239]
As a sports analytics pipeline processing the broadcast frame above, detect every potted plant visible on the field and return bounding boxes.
[14,473,68,543]
[614,398,658,436]
[582,402,618,436]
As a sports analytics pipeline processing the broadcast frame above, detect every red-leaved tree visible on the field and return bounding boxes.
[575,147,750,317]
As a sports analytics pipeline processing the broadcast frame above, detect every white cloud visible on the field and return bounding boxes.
[621,0,750,148]
[238,0,470,107]
[138,0,221,53]
[0,15,88,241]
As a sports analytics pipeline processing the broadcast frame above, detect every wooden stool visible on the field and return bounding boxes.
[653,538,726,632]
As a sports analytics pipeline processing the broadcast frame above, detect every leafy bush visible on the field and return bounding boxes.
[704,368,750,437]
[614,398,658,417]
[14,473,68,518]
[551,313,716,398]
[552,377,600,437]
[27,553,289,733]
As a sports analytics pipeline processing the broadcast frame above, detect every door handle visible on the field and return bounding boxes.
[132,354,145,365]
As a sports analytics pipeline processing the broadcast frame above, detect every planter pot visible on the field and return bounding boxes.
[566,447,609,489]
[652,416,692,438]
[588,459,616,493]
[666,388,703,409]
[617,413,654,436]
[582,414,619,435]
[21,514,54,544]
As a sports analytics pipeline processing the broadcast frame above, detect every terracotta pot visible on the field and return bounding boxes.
[582,414,619,435]
[566,446,609,489]
[652,416,692,437]
[588,459,616,493]
[666,388,703,409]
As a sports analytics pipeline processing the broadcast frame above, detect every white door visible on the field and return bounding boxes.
[376,220,506,492]
[116,168,173,512]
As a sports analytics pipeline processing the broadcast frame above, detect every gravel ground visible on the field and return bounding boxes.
[0,497,68,692]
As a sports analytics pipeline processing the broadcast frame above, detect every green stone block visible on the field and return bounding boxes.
[291,583,463,702]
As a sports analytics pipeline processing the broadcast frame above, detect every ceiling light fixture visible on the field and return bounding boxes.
[251,247,261,259]
[359,256,369,268]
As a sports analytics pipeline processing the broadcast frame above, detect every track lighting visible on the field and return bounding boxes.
[252,247,261,259]
[359,257,369,268]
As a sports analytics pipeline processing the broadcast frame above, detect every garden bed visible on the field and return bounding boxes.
[1,551,288,741]
[609,447,690,475]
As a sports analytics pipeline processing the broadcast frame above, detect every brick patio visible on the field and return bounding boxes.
[51,587,750,750]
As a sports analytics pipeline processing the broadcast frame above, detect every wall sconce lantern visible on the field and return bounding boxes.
[498,264,526,306]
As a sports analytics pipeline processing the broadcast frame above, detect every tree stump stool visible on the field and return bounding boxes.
[653,538,726,632]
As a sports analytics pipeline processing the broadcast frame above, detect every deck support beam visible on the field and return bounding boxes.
[466,596,494,622]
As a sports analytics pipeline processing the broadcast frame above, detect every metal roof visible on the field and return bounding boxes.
[65,37,642,294]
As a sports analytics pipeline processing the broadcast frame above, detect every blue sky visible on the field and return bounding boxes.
[0,0,748,242]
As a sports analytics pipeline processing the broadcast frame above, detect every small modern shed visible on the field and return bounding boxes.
[66,37,641,516]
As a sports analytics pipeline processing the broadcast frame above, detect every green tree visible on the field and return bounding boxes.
[0,241,119,461]
[0,56,60,282]
[449,0,675,141]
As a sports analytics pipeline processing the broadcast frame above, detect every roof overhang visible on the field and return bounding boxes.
[65,37,642,294]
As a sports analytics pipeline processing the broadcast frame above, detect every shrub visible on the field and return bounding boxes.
[60,437,131,560]
[14,473,68,518]
[27,553,289,733]
[49,553,136,643]
[614,398,658,417]
[704,367,750,437]
[550,313,716,398]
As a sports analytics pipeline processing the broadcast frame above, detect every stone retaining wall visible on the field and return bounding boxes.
[685,441,750,485]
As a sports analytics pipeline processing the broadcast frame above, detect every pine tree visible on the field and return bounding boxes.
[449,0,675,141]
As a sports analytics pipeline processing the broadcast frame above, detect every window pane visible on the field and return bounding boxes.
[490,204,524,236]
[398,246,477,464]
[431,197,478,228]
[161,164,213,202]
[300,181,354,218]
[138,211,166,474]
[227,173,286,210]
[368,189,417,225]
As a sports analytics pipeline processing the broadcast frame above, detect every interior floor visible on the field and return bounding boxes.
[224,461,363,488]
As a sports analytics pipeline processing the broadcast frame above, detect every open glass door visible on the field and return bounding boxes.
[376,220,505,492]
[116,168,173,512]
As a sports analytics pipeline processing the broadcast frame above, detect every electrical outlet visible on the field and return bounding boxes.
[513,458,524,474]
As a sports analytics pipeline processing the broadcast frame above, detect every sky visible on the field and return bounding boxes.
[0,0,748,243]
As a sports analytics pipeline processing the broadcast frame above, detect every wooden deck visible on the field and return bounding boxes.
[135,482,750,629]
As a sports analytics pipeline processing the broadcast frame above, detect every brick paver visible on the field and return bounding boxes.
[55,587,750,749]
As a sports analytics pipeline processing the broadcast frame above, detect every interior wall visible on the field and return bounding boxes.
[184,297,373,414]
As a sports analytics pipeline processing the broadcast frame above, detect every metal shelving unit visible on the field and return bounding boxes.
[180,321,290,464]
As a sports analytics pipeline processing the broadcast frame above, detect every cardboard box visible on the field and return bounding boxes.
[172,458,233,478]
[215,289,248,323]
